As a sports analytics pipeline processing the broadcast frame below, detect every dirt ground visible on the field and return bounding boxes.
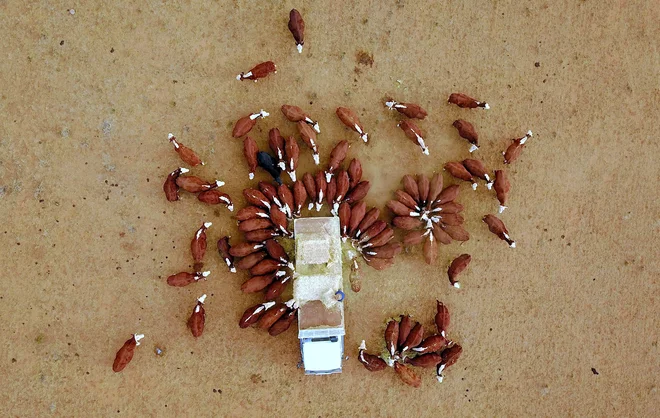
[1,1,658,416]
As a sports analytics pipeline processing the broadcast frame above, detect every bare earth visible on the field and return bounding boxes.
[0,1,658,417]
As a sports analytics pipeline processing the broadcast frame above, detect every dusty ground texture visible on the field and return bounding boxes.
[1,0,659,416]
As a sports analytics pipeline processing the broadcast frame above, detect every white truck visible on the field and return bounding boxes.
[293,217,345,375]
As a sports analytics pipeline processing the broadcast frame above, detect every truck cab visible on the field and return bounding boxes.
[293,217,345,375]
